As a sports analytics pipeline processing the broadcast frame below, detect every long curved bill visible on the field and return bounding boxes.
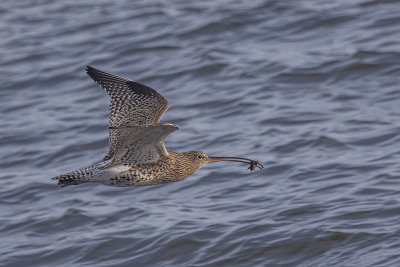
[209,156,264,171]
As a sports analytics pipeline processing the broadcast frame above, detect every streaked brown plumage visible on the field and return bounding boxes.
[52,66,263,187]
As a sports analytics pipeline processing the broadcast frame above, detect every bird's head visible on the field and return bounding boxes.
[181,151,264,175]
[181,151,211,172]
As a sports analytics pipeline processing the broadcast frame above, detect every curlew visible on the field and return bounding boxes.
[52,66,263,187]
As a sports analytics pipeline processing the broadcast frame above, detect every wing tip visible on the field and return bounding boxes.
[86,65,100,79]
[162,123,180,130]
[85,65,131,85]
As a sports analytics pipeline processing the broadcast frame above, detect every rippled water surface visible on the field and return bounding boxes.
[2,0,400,266]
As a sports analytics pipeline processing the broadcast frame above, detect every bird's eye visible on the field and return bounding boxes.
[197,155,204,159]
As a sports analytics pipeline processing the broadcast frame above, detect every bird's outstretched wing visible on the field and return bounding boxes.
[86,66,169,127]
[86,66,170,160]
[110,123,179,165]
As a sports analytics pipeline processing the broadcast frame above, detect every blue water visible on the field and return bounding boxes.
[2,0,400,266]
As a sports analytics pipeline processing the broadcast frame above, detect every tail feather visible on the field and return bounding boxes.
[51,167,95,187]
[51,162,107,187]
[52,173,86,187]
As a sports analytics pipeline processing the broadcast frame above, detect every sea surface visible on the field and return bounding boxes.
[2,0,400,266]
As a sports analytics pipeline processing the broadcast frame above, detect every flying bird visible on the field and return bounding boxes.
[52,66,263,187]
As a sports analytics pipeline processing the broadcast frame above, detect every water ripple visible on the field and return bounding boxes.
[2,0,400,266]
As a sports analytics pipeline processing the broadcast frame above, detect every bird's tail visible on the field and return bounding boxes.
[51,167,94,187]
[52,162,108,187]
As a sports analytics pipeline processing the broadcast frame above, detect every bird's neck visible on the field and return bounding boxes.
[166,150,198,180]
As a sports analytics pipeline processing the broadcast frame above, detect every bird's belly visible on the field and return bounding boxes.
[93,165,162,186]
